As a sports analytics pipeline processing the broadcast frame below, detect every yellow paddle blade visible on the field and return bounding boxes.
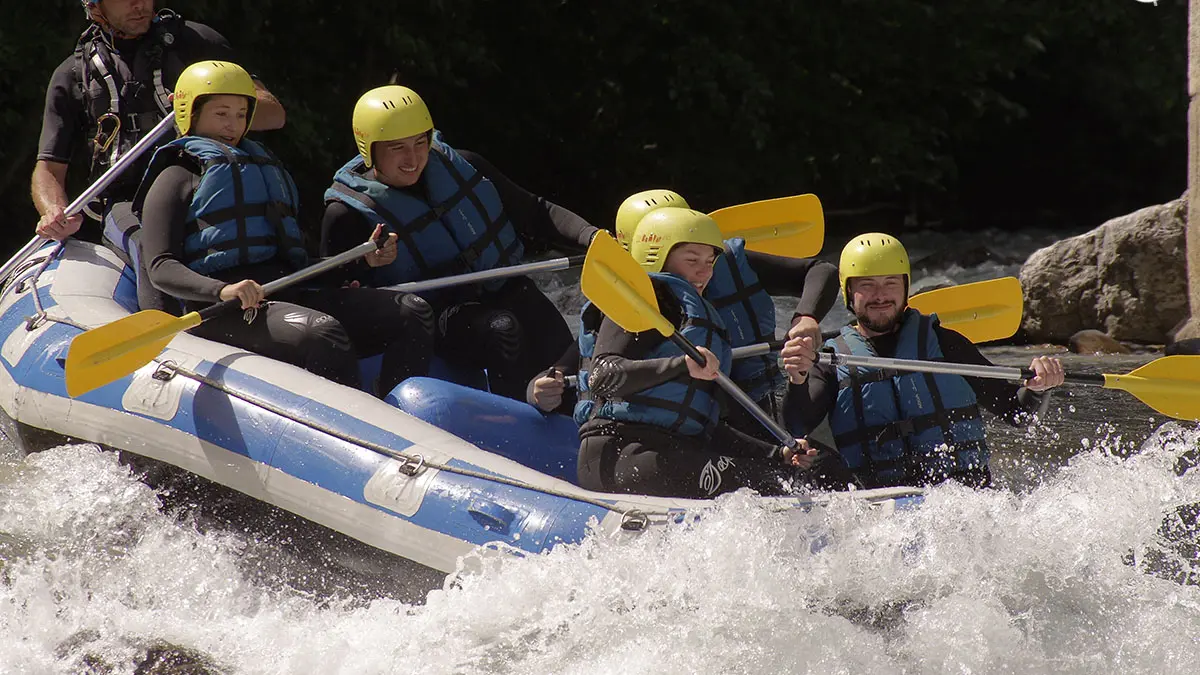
[65,310,202,397]
[580,231,675,336]
[1102,356,1200,421]
[708,194,824,258]
[908,277,1023,344]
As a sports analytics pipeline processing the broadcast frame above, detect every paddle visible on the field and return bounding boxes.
[816,352,1200,422]
[562,276,1023,388]
[907,276,1023,344]
[0,114,178,285]
[580,231,800,448]
[708,193,823,258]
[380,194,826,295]
[64,238,383,397]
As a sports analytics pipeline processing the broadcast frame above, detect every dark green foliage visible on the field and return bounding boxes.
[0,0,1187,252]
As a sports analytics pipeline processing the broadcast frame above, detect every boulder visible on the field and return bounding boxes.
[1020,199,1187,344]
[1068,329,1131,355]
[1166,337,1200,356]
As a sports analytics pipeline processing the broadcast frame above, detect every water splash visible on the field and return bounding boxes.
[2,429,1199,674]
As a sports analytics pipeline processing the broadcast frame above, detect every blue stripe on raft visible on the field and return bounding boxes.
[3,298,611,555]
[387,377,580,483]
[112,264,139,314]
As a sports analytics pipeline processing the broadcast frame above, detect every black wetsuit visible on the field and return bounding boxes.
[783,323,1049,489]
[576,278,797,499]
[321,150,598,401]
[140,158,435,395]
[38,18,235,242]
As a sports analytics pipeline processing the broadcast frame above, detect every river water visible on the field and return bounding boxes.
[2,228,1200,674]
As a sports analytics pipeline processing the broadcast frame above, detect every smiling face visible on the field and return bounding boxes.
[93,0,155,37]
[663,242,720,294]
[372,132,431,188]
[849,274,907,335]
[191,94,250,147]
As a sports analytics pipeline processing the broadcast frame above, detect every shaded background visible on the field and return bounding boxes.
[0,0,1187,252]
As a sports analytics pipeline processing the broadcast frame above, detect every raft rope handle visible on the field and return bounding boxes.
[150,359,656,528]
[11,244,66,331]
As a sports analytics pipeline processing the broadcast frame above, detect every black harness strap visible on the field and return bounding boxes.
[433,150,519,269]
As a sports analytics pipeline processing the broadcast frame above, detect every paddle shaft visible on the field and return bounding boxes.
[0,114,177,285]
[382,255,586,294]
[819,351,1106,386]
[195,240,381,322]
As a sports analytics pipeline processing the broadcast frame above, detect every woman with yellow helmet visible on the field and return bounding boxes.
[574,207,816,499]
[320,85,599,402]
[133,61,435,394]
[529,188,840,442]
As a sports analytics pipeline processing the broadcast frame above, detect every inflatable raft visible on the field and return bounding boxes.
[0,240,924,574]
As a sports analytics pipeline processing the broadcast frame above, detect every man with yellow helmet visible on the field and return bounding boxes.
[321,85,598,402]
[133,62,435,395]
[780,233,1065,489]
[575,207,816,499]
[33,0,285,248]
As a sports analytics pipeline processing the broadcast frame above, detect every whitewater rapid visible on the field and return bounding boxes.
[2,424,1198,674]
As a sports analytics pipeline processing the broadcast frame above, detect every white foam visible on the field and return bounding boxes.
[3,428,1200,674]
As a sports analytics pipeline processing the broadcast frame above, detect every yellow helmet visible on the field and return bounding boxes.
[173,61,257,137]
[838,232,911,299]
[615,189,690,250]
[352,85,435,168]
[630,207,724,273]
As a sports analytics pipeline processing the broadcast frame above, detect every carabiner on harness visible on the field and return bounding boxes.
[93,113,122,156]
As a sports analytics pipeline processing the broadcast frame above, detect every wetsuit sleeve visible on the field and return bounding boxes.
[36,58,84,164]
[587,279,693,398]
[458,150,598,251]
[709,421,782,459]
[744,252,840,321]
[319,200,376,284]
[782,360,839,437]
[141,163,227,302]
[587,319,687,399]
[935,326,1046,424]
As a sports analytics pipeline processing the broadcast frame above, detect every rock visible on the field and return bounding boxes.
[1020,198,1188,343]
[1068,329,1131,354]
[1166,337,1200,356]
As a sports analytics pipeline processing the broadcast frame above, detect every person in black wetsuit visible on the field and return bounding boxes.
[33,0,285,311]
[575,207,817,499]
[320,85,598,401]
[528,189,840,444]
[135,61,434,395]
[780,232,1066,489]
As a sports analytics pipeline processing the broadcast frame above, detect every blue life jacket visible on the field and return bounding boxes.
[572,300,604,424]
[323,135,523,293]
[826,310,989,488]
[581,273,733,436]
[135,136,308,276]
[706,238,781,402]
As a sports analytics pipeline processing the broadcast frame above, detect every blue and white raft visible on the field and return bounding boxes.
[0,240,925,574]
